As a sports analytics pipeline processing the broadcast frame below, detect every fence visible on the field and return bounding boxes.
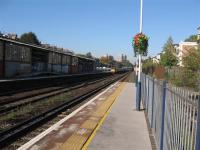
[141,73,200,150]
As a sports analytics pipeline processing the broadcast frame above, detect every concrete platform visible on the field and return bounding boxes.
[18,73,151,150]
[87,82,152,150]
[18,81,126,150]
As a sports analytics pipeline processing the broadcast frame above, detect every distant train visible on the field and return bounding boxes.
[96,66,133,73]
[110,67,133,73]
[0,37,95,78]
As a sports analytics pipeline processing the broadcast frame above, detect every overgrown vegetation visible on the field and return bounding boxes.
[19,32,41,45]
[160,37,178,68]
[0,92,71,126]
[184,35,198,42]
[142,36,200,91]
[142,58,157,75]
[169,45,200,91]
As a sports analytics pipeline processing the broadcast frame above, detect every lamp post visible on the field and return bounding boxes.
[133,0,148,111]
[136,0,143,111]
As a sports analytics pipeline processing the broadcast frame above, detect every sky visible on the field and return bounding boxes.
[0,0,199,63]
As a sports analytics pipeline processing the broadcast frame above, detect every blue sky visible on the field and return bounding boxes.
[0,0,199,63]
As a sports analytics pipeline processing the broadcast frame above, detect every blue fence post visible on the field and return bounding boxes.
[144,74,146,109]
[146,76,150,113]
[196,96,200,150]
[136,72,142,111]
[151,78,155,128]
[160,81,167,150]
[136,81,141,111]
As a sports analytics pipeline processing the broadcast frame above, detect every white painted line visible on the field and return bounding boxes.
[18,82,119,150]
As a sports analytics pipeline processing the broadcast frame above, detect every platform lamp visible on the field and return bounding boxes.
[197,27,200,44]
[132,0,149,111]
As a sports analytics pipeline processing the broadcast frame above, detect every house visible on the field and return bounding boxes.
[152,53,161,63]
[198,26,200,43]
[175,41,198,66]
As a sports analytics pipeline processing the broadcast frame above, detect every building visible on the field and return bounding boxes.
[121,54,127,62]
[151,27,200,66]
[174,27,200,66]
[7,33,18,40]
[197,26,200,43]
[0,37,95,78]
[152,53,161,63]
[175,41,198,66]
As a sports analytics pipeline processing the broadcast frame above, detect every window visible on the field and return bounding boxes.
[5,43,31,62]
[66,55,71,65]
[5,43,13,61]
[48,52,53,63]
[72,57,78,66]
[52,52,55,64]
[57,54,61,64]
[52,53,61,64]
[21,47,31,62]
[62,55,67,65]
[62,55,71,65]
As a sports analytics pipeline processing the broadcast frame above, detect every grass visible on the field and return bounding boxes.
[0,92,71,125]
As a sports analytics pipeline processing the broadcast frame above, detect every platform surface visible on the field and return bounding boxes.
[88,82,152,150]
[18,73,152,150]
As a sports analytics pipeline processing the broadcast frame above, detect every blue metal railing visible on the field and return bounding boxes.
[141,73,200,150]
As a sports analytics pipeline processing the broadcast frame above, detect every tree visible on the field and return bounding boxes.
[99,56,109,66]
[99,55,115,67]
[77,52,93,59]
[163,36,176,54]
[183,45,200,71]
[19,32,40,45]
[185,35,197,42]
[142,58,155,74]
[160,37,178,67]
[121,59,132,68]
[160,50,178,68]
[174,44,200,90]
[86,52,93,58]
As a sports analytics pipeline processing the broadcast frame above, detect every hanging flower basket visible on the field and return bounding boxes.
[132,33,149,56]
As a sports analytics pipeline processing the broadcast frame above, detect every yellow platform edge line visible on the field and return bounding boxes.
[81,81,126,150]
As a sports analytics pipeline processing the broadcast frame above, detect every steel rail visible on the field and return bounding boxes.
[0,73,113,106]
[0,72,129,148]
[0,74,119,114]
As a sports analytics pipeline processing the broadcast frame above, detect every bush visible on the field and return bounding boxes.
[167,68,199,91]
[142,59,157,75]
[153,66,165,79]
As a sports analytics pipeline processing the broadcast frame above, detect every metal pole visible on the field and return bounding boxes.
[160,81,167,150]
[138,0,143,81]
[140,0,143,33]
[136,0,143,111]
[138,54,141,82]
[196,96,200,150]
[150,78,155,128]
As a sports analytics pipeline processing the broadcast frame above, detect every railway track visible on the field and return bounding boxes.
[0,75,117,114]
[0,72,113,96]
[0,73,113,105]
[0,72,130,148]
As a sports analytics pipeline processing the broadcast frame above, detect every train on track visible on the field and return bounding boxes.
[96,66,133,73]
[0,37,95,78]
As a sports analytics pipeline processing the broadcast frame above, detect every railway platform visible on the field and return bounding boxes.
[18,73,152,150]
[87,82,152,150]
